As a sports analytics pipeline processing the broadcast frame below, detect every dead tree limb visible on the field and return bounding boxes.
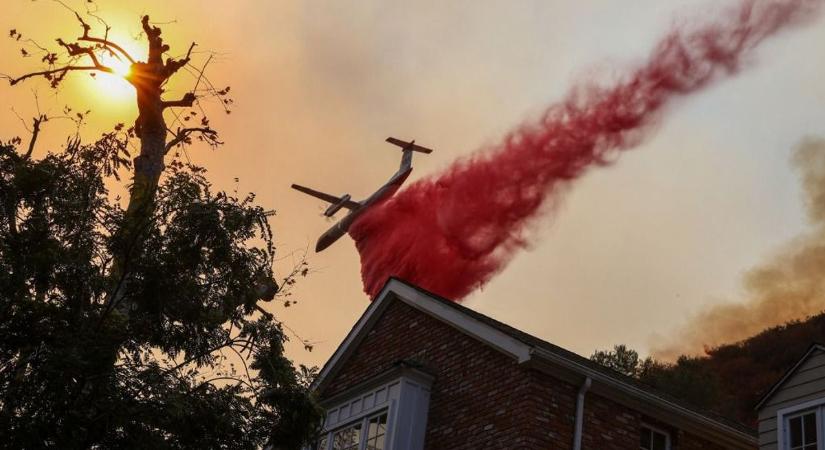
[165,127,220,153]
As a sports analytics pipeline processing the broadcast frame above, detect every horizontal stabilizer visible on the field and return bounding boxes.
[386,137,434,154]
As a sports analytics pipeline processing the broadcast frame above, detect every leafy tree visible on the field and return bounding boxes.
[590,344,644,378]
[0,124,322,450]
[591,344,724,420]
[591,313,825,428]
[1,7,321,449]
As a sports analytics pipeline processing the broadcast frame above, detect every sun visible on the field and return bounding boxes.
[88,51,133,100]
[106,55,132,78]
[83,34,144,102]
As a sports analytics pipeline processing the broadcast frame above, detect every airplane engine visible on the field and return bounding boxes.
[324,194,352,217]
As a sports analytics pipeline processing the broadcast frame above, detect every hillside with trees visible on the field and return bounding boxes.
[592,312,825,427]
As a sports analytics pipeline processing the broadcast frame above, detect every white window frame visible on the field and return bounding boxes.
[307,367,432,450]
[777,397,825,450]
[318,409,390,450]
[640,423,672,450]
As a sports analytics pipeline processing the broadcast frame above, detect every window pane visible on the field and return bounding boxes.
[803,413,818,445]
[640,427,668,450]
[366,413,388,450]
[790,416,803,448]
[366,435,385,450]
[332,423,362,450]
[652,432,667,450]
[640,428,652,449]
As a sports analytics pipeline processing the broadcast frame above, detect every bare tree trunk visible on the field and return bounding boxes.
[108,17,172,316]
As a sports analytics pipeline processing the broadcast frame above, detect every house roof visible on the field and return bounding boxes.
[754,343,825,410]
[313,277,757,446]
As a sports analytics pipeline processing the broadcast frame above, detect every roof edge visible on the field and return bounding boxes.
[311,278,754,445]
[531,347,756,446]
[309,280,398,393]
[310,278,532,393]
[755,343,825,411]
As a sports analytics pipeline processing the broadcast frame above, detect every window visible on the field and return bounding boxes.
[787,411,819,450]
[332,421,362,450]
[311,370,432,450]
[640,425,670,450]
[315,412,388,450]
[365,413,388,450]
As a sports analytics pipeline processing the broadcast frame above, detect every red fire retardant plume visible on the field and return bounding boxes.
[349,0,821,300]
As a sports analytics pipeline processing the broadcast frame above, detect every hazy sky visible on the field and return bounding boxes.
[1,0,824,367]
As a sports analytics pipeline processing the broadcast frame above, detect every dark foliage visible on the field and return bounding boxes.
[591,313,825,428]
[0,135,322,449]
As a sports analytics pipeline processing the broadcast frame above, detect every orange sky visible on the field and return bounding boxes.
[2,0,825,367]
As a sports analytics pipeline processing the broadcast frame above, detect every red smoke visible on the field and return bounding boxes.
[349,0,821,300]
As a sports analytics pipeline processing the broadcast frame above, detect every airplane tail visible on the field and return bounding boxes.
[386,137,433,172]
[386,137,434,154]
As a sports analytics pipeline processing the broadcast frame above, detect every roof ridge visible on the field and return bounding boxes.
[388,277,756,436]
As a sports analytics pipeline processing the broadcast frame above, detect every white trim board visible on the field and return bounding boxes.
[757,344,825,411]
[311,278,533,393]
[775,396,825,450]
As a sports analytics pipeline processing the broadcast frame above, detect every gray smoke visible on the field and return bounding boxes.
[653,137,825,360]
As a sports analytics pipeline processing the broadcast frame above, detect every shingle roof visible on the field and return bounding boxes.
[393,277,757,437]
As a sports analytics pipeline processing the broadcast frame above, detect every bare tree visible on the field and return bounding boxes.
[1,7,323,448]
[5,8,231,316]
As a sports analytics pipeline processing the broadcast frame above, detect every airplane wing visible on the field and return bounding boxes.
[291,184,360,209]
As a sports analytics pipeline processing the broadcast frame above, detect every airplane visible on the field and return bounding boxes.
[291,137,433,252]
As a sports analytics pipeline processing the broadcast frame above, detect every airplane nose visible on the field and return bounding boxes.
[315,237,331,253]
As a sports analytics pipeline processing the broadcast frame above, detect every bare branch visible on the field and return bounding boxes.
[254,304,318,352]
[164,126,220,153]
[191,376,254,393]
[56,38,105,67]
[76,13,134,62]
[163,42,196,79]
[24,115,46,159]
[52,3,136,64]
[78,32,136,65]
[142,15,168,65]
[161,92,196,109]
[7,65,112,87]
[71,10,92,38]
[8,32,116,87]
[192,54,212,93]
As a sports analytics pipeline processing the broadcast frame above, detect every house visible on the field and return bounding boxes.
[756,344,825,450]
[310,278,757,450]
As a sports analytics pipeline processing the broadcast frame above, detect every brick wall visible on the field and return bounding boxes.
[677,430,733,450]
[320,298,748,449]
[323,299,538,449]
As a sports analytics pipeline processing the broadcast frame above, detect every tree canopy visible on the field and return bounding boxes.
[0,132,321,448]
[1,6,321,449]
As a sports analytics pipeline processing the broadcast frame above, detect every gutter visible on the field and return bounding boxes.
[573,377,592,450]
[528,347,756,448]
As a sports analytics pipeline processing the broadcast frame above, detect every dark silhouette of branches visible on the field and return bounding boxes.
[2,5,319,448]
[165,126,221,153]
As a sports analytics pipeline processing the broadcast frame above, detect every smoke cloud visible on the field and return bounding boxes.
[349,0,822,300]
[653,138,825,360]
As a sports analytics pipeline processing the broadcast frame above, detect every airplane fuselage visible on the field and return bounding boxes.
[314,168,411,252]
[293,137,432,252]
